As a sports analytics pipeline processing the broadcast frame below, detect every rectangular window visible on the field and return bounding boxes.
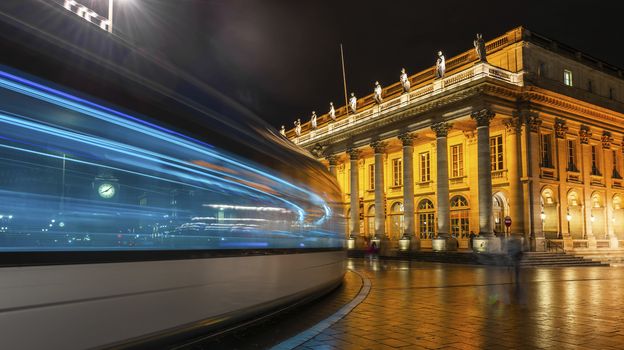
[450,144,464,178]
[540,134,553,168]
[613,150,622,179]
[419,213,435,239]
[609,87,615,100]
[368,164,375,190]
[420,152,430,182]
[537,62,547,78]
[588,80,593,93]
[563,69,573,86]
[567,140,578,171]
[591,145,601,176]
[450,212,470,238]
[392,158,402,186]
[490,135,504,171]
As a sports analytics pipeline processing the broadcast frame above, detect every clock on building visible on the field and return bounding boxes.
[97,182,116,199]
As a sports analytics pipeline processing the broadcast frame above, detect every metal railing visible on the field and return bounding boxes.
[545,239,565,253]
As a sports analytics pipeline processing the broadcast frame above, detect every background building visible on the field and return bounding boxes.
[287,27,624,252]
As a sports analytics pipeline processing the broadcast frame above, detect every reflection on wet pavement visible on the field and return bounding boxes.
[296,258,624,350]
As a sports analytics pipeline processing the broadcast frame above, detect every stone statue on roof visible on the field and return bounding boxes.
[474,33,487,62]
[294,118,301,136]
[279,125,286,136]
[349,92,357,113]
[310,111,317,129]
[435,51,446,79]
[400,68,410,93]
[373,81,383,104]
[328,102,336,120]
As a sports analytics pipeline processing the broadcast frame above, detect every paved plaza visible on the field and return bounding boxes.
[294,259,624,350]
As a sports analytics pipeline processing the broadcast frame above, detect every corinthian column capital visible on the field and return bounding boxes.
[398,132,416,146]
[347,148,360,160]
[471,108,495,127]
[431,122,452,138]
[370,140,387,154]
[326,154,338,166]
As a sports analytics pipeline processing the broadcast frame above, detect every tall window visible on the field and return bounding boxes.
[420,152,430,182]
[591,145,601,176]
[613,150,622,179]
[490,135,504,171]
[389,202,404,240]
[368,164,375,190]
[563,69,573,86]
[450,144,464,177]
[450,196,470,238]
[567,140,578,171]
[537,62,547,78]
[417,199,435,239]
[392,158,403,186]
[540,134,553,168]
[609,87,615,100]
[588,80,593,93]
[366,205,375,236]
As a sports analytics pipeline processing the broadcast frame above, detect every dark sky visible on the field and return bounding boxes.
[98,0,624,128]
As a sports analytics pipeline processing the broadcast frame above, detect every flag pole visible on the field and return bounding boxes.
[340,43,349,116]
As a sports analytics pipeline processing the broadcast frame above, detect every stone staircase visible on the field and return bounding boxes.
[568,249,624,266]
[518,252,607,267]
[348,249,609,267]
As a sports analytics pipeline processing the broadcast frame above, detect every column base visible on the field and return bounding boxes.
[563,236,574,251]
[587,235,597,249]
[397,234,421,252]
[472,236,502,253]
[610,235,619,249]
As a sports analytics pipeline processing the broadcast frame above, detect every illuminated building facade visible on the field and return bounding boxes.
[287,27,624,252]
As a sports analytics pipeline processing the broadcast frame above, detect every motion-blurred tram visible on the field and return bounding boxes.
[0,2,345,349]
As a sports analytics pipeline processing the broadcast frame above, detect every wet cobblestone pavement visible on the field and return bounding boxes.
[295,258,624,350]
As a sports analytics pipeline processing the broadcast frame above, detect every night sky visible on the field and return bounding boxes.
[89,0,624,129]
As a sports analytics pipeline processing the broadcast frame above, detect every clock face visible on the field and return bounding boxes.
[97,182,116,199]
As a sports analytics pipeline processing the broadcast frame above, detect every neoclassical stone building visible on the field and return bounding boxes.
[286,27,624,252]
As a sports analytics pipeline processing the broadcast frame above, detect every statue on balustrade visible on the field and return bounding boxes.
[435,51,446,79]
[400,68,410,93]
[294,118,301,136]
[474,33,487,62]
[310,111,317,129]
[349,92,357,113]
[373,81,383,104]
[279,125,286,136]
[328,102,336,120]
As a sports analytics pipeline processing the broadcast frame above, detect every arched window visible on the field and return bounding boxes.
[366,205,375,237]
[417,199,434,239]
[389,202,404,240]
[540,188,558,238]
[614,195,624,239]
[450,195,470,238]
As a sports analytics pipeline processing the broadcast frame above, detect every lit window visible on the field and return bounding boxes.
[420,152,430,182]
[591,145,601,176]
[417,199,434,239]
[368,164,375,190]
[450,196,470,238]
[490,135,504,171]
[390,202,404,239]
[540,134,553,168]
[450,144,464,178]
[392,158,403,186]
[567,140,578,171]
[563,69,573,86]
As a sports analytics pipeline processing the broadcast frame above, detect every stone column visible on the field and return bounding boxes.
[555,119,569,238]
[579,126,595,247]
[370,141,387,239]
[347,148,361,241]
[327,155,338,177]
[471,109,495,236]
[431,122,452,236]
[399,133,418,250]
[525,110,544,250]
[505,117,525,236]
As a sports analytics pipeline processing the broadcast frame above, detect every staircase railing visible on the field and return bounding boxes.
[545,239,565,253]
